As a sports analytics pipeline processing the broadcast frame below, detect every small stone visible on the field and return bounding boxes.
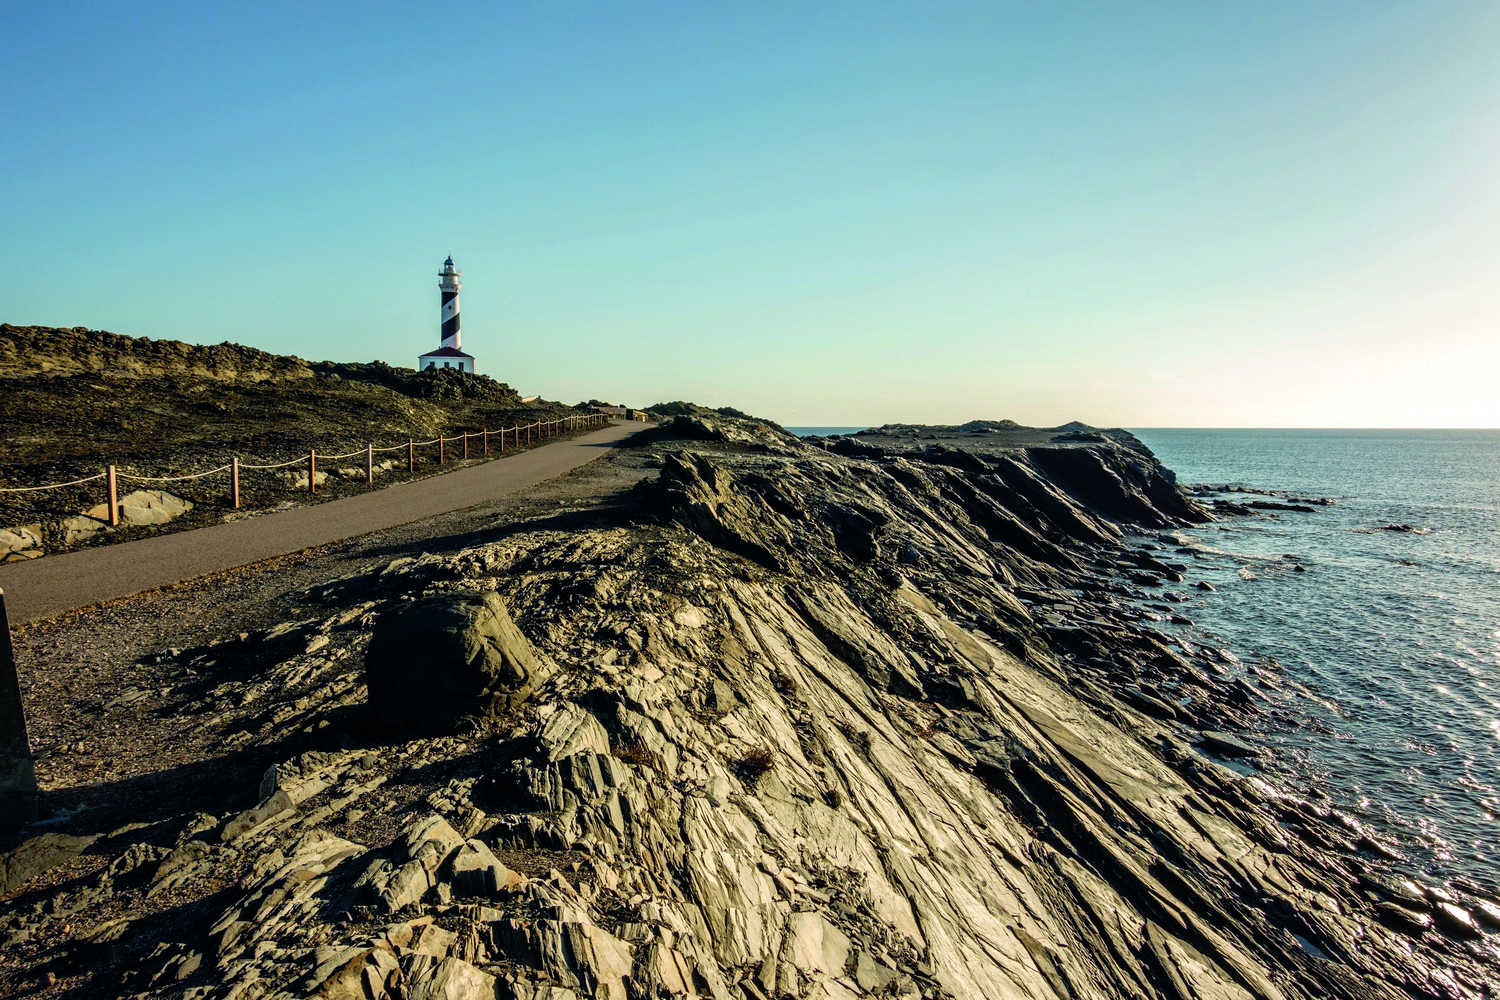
[220,791,296,842]
[535,705,611,761]
[1374,902,1432,935]
[1200,731,1261,758]
[1433,902,1481,939]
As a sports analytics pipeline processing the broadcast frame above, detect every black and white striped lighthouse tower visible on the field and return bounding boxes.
[418,256,476,372]
[439,256,461,348]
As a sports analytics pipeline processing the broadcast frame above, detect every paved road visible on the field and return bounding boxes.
[0,420,646,624]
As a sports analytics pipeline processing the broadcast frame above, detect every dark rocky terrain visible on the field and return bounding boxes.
[1,407,1494,999]
[0,325,588,554]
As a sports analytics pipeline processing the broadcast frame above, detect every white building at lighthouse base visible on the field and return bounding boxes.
[418,346,475,373]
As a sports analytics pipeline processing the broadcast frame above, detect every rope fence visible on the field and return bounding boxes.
[0,472,108,494]
[118,465,234,484]
[0,413,613,529]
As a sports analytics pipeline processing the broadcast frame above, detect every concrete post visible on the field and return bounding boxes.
[0,588,37,826]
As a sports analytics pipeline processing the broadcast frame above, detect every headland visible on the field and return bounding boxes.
[0,405,1491,999]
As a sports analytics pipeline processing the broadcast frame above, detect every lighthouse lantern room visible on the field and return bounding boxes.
[418,256,477,373]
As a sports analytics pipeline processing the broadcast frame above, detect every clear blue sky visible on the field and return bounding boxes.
[2,2,1496,426]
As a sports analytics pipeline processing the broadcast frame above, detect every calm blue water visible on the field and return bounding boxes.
[1130,429,1500,889]
[786,426,869,437]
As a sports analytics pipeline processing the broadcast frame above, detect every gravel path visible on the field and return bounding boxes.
[0,420,645,623]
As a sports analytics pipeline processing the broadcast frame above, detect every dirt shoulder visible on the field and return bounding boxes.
[8,445,656,829]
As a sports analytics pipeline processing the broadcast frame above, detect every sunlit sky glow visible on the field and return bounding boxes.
[2,2,1497,427]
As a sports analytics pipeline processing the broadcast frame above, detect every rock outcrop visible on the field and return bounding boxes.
[0,524,42,563]
[50,490,196,547]
[1,416,1492,999]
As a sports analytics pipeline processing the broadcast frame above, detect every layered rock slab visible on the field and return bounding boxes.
[365,590,552,728]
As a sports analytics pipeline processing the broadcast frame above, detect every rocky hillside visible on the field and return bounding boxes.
[1,412,1492,999]
[0,325,585,541]
[0,325,577,469]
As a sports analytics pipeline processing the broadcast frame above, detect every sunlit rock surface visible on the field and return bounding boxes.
[2,412,1491,999]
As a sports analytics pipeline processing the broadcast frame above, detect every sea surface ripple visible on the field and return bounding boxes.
[1131,429,1500,892]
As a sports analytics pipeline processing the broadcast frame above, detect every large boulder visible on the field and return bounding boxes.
[365,591,548,728]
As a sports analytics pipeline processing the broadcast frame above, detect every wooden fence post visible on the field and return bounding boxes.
[106,465,119,526]
[483,429,489,455]
[308,450,317,494]
[439,437,445,464]
[365,443,374,485]
[0,589,36,826]
[408,439,415,473]
[463,433,469,460]
[231,457,240,509]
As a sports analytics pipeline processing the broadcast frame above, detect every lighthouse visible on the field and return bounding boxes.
[418,256,476,373]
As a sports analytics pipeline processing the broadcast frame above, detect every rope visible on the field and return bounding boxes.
[118,465,233,483]
[238,456,311,471]
[0,472,107,493]
[318,449,369,461]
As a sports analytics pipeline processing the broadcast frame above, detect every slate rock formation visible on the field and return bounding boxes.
[2,415,1493,1000]
[365,591,549,728]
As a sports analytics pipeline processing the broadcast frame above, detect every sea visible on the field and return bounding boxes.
[1130,429,1500,893]
[791,426,1500,891]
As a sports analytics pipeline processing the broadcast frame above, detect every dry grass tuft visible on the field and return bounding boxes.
[734,746,777,789]
[836,720,872,755]
[612,739,661,771]
[770,669,799,698]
